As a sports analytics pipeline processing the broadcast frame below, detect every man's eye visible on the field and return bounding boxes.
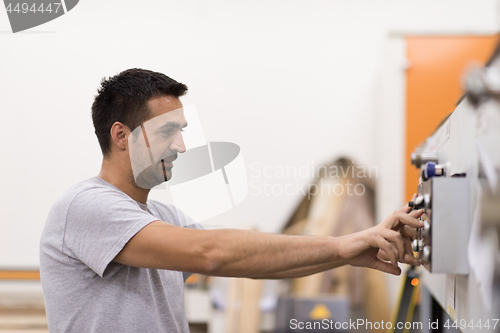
[160,130,173,137]
[160,128,184,137]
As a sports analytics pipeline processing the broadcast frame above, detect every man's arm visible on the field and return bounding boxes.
[113,224,344,277]
[113,207,423,277]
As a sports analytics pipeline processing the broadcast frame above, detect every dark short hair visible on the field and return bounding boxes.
[91,68,188,155]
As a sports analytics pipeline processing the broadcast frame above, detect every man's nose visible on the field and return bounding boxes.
[170,131,186,153]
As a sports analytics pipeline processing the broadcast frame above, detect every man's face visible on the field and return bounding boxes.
[128,95,187,189]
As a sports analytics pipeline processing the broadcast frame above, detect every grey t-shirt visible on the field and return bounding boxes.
[40,177,200,333]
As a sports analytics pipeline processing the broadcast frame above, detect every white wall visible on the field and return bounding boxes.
[0,0,498,268]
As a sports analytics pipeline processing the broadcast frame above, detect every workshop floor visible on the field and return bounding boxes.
[0,282,48,333]
[0,308,48,332]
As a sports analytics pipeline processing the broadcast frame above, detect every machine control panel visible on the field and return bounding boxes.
[411,177,469,274]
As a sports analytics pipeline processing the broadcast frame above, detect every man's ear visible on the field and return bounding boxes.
[109,122,130,151]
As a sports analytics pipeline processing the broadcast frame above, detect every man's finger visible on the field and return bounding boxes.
[395,211,424,229]
[377,249,390,262]
[403,253,420,266]
[370,258,402,276]
[409,209,424,218]
[403,237,413,257]
[401,225,417,240]
[375,235,398,267]
[380,229,405,262]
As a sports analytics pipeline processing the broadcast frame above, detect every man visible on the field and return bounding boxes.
[40,68,423,332]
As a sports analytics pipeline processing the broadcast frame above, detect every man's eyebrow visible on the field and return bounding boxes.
[156,121,188,131]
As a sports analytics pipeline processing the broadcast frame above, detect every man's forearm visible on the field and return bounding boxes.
[249,261,345,279]
[202,229,345,277]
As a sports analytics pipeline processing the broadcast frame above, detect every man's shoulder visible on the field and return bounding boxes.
[49,177,129,214]
[146,200,197,228]
[57,177,111,199]
[42,178,122,243]
[146,200,179,224]
[147,199,174,213]
[50,177,96,205]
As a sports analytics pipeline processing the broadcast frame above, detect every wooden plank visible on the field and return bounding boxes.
[238,279,262,333]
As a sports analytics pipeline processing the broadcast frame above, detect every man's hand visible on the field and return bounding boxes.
[337,203,424,276]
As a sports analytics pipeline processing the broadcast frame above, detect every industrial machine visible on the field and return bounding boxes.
[408,44,500,332]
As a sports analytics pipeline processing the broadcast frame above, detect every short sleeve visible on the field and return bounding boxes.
[64,187,159,278]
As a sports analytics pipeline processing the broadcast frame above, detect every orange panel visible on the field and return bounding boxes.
[0,270,40,280]
[405,35,499,202]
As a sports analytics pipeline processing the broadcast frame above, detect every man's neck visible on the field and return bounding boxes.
[97,158,150,204]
